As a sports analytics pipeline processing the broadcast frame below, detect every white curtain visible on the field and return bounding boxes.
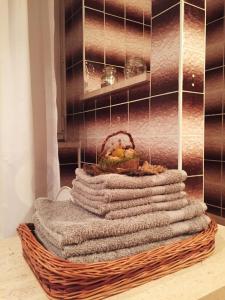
[0,0,60,238]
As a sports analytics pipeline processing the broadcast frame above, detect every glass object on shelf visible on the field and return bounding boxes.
[84,62,95,92]
[101,66,118,87]
[124,57,146,79]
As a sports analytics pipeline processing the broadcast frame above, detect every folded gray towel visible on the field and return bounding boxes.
[33,199,207,247]
[71,190,187,215]
[72,191,190,218]
[35,215,210,258]
[75,168,187,189]
[72,180,186,202]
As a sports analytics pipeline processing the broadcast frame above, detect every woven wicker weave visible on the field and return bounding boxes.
[17,220,217,300]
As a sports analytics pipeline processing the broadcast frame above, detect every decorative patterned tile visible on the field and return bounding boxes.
[182,92,203,136]
[105,0,125,18]
[185,176,203,201]
[105,15,125,66]
[152,0,179,17]
[206,0,224,23]
[85,8,104,63]
[205,67,223,115]
[205,115,222,160]
[150,93,178,136]
[151,5,180,95]
[206,19,224,70]
[182,135,203,176]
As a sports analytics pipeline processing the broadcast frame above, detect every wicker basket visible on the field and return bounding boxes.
[17,220,217,300]
[98,130,139,173]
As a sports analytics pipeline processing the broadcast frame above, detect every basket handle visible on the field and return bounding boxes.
[100,130,135,155]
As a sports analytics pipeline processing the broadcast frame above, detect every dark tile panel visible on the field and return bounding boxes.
[206,0,224,23]
[152,0,179,17]
[84,0,104,11]
[205,115,222,160]
[223,115,225,161]
[207,205,221,216]
[85,110,96,139]
[185,0,205,8]
[95,107,111,142]
[129,83,150,101]
[64,0,72,21]
[84,61,104,92]
[204,160,222,206]
[150,93,179,136]
[66,115,74,141]
[183,136,203,175]
[150,136,178,169]
[144,0,151,25]
[111,103,129,132]
[185,176,203,201]
[126,20,144,63]
[143,25,151,71]
[74,100,84,114]
[84,138,97,164]
[126,0,144,23]
[129,98,150,139]
[206,19,224,70]
[77,113,85,161]
[111,90,127,105]
[71,0,82,14]
[222,162,225,208]
[182,92,203,136]
[134,138,150,162]
[151,5,180,95]
[105,0,125,18]
[96,94,110,108]
[60,164,77,187]
[105,15,125,66]
[58,144,78,164]
[205,67,223,115]
[84,99,95,111]
[85,8,104,63]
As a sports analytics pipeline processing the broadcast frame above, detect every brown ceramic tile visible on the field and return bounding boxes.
[126,0,144,23]
[84,0,104,11]
[125,20,144,63]
[182,136,203,175]
[84,61,104,92]
[185,0,205,8]
[207,205,221,216]
[111,90,127,105]
[85,110,96,139]
[144,0,151,25]
[185,176,203,201]
[95,107,111,139]
[205,67,223,115]
[150,93,178,136]
[143,25,151,71]
[151,5,180,95]
[205,115,222,160]
[83,99,95,111]
[85,8,104,63]
[111,103,129,132]
[222,162,225,208]
[206,0,224,23]
[152,0,179,17]
[134,138,150,162]
[71,0,82,14]
[206,19,224,70]
[64,0,72,21]
[66,115,74,142]
[96,94,110,108]
[129,82,150,101]
[105,15,125,66]
[105,0,125,18]
[150,136,178,169]
[223,115,225,161]
[182,92,203,136]
[129,98,150,138]
[58,144,78,164]
[74,100,84,114]
[60,164,76,187]
[84,138,97,164]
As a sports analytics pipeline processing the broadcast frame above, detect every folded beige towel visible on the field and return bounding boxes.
[71,190,187,215]
[72,180,186,202]
[75,168,187,189]
[72,191,190,218]
[33,199,207,247]
[35,215,210,258]
[36,230,196,263]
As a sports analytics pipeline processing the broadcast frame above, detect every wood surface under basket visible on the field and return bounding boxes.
[17,220,217,300]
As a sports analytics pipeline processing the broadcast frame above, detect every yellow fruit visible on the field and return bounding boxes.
[124,149,135,159]
[112,147,125,158]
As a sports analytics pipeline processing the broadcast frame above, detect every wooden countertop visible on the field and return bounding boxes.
[1,224,225,300]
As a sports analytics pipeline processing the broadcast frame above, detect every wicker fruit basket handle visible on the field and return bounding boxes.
[100,130,135,156]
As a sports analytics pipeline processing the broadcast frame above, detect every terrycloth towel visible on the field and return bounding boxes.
[72,190,190,218]
[36,231,196,263]
[35,215,210,258]
[71,190,187,215]
[72,180,186,202]
[33,198,207,247]
[75,168,187,189]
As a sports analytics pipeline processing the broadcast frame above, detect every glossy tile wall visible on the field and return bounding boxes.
[205,0,225,217]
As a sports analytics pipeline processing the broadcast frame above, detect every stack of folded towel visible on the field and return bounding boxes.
[33,168,210,263]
